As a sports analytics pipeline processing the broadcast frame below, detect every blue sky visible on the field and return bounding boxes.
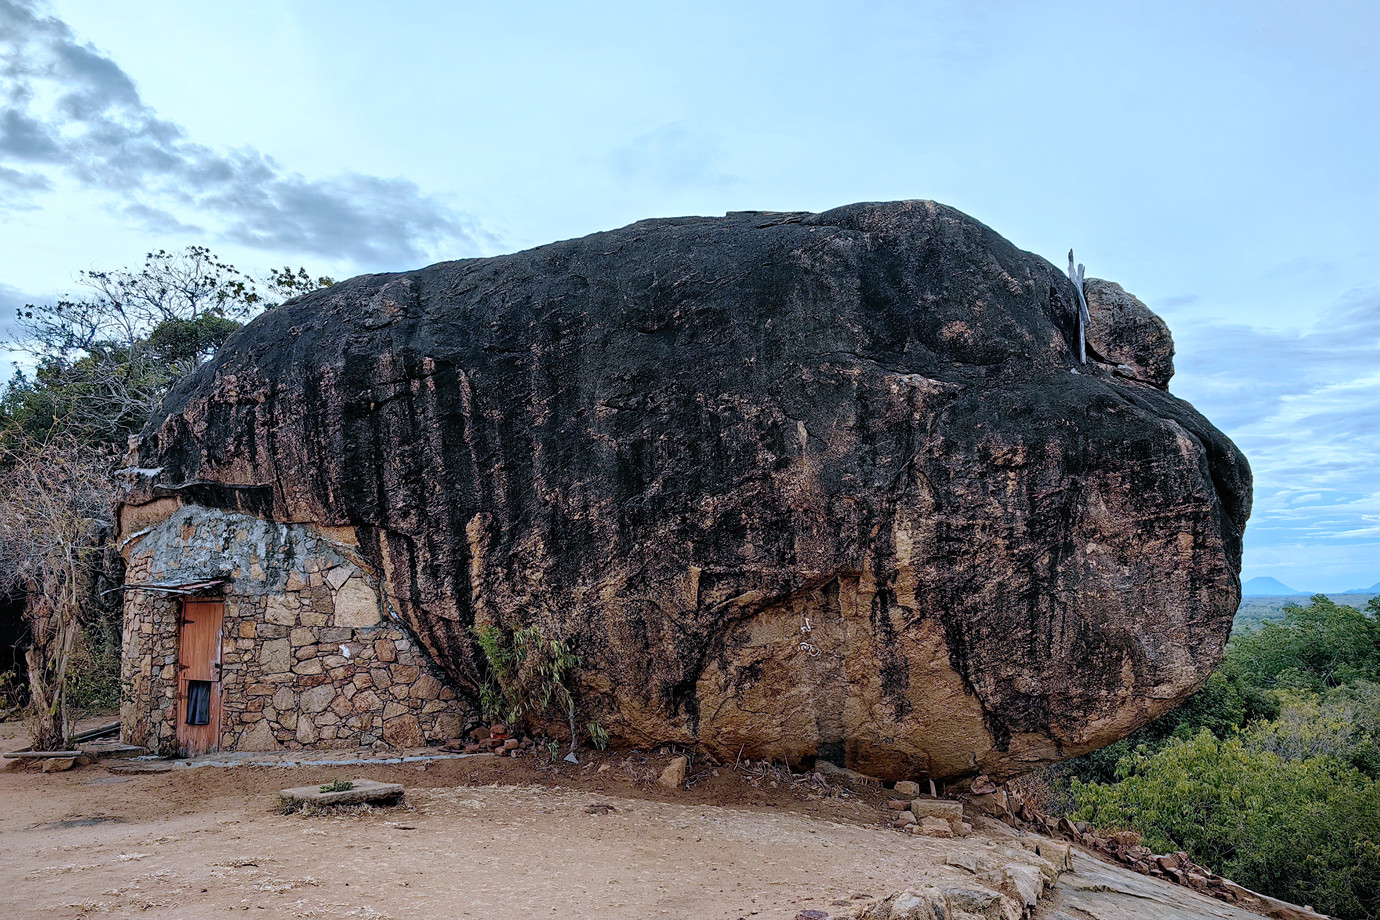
[1,0,1376,591]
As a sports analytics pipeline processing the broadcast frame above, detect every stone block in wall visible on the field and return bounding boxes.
[292,658,323,676]
[290,627,314,647]
[239,720,279,751]
[259,639,291,672]
[383,714,423,748]
[352,689,383,713]
[431,712,463,740]
[325,565,352,590]
[373,638,397,662]
[264,595,297,626]
[299,683,335,714]
[300,610,329,627]
[334,577,381,627]
[320,627,352,644]
[410,674,442,700]
[258,623,289,640]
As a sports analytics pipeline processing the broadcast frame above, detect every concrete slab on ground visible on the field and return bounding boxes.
[278,778,404,808]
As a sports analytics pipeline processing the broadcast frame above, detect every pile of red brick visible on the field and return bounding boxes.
[440,722,535,757]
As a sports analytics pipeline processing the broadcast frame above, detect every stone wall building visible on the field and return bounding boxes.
[119,499,469,756]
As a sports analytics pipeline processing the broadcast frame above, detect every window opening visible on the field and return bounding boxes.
[185,680,212,725]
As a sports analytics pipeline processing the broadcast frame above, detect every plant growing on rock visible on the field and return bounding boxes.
[473,624,581,752]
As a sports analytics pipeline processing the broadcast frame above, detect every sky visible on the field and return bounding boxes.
[1,0,1376,592]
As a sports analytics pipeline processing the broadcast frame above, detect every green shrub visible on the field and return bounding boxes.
[1071,730,1380,919]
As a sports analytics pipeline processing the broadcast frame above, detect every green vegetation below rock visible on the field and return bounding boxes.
[1047,595,1380,919]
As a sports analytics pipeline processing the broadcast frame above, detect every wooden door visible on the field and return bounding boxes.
[177,598,224,756]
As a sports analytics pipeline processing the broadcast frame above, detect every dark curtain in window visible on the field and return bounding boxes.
[185,680,211,725]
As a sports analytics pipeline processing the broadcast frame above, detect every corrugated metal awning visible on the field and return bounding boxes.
[116,577,231,596]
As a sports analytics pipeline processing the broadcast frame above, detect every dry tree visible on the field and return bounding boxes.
[0,435,115,749]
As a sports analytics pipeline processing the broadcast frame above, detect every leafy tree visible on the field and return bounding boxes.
[0,435,113,747]
[1,246,333,450]
[1229,595,1380,691]
[1071,730,1380,919]
[1244,681,1380,779]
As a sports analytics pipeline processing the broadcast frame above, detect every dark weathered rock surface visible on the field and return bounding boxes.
[119,200,1251,780]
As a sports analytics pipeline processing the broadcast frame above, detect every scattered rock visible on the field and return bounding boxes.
[945,852,978,874]
[278,778,404,810]
[41,757,76,773]
[995,864,1043,909]
[657,755,688,790]
[968,775,998,796]
[941,886,1009,920]
[885,799,910,811]
[893,781,921,798]
[893,812,917,828]
[918,816,953,838]
[1082,278,1175,387]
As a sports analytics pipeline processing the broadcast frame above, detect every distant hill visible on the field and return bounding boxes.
[1242,576,1301,596]
[1343,582,1380,594]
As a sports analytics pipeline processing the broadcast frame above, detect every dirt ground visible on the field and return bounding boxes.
[0,715,979,920]
[0,716,1279,920]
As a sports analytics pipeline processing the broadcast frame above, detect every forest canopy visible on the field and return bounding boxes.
[1060,595,1380,919]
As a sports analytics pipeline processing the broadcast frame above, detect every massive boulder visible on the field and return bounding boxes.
[119,200,1251,781]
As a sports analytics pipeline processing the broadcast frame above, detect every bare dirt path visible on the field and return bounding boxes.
[1,730,950,920]
[0,719,1278,920]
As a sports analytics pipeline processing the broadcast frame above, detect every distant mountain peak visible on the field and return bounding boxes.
[1242,576,1301,596]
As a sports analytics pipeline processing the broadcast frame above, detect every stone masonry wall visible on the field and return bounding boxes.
[120,504,469,755]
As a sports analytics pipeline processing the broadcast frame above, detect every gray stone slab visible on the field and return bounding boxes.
[80,742,144,759]
[279,778,404,808]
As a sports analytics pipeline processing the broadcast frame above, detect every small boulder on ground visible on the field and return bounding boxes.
[657,755,688,790]
[918,816,953,838]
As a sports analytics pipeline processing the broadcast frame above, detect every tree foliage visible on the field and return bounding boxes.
[0,435,114,747]
[1062,595,1380,919]
[1,246,332,450]
[0,246,332,740]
